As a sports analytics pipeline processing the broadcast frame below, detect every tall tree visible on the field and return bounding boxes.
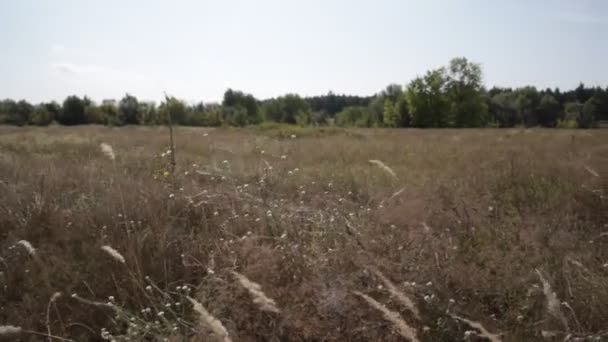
[118,94,140,125]
[537,94,561,127]
[406,68,449,127]
[383,99,399,127]
[59,96,86,125]
[222,89,260,124]
[445,57,489,127]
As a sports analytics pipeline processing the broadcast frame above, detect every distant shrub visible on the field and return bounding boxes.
[556,119,578,128]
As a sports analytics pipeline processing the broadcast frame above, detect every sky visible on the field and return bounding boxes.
[1,0,607,104]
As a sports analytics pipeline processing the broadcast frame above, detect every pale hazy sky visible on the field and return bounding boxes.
[1,0,607,103]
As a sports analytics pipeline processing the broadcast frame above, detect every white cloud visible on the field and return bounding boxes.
[50,44,66,55]
[49,61,159,101]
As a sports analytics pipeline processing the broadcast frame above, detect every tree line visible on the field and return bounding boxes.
[1,57,607,128]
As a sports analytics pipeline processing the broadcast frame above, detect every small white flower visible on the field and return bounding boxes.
[168,193,175,199]
[255,218,261,222]
[426,281,433,287]
[280,155,287,160]
[213,211,219,216]
[157,311,165,317]
[145,285,152,291]
[108,296,115,302]
[290,134,296,139]
[203,133,208,137]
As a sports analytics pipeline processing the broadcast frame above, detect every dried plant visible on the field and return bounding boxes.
[99,143,115,161]
[354,291,419,342]
[187,296,232,342]
[17,239,36,256]
[371,268,420,319]
[0,325,22,336]
[100,245,126,264]
[451,314,502,342]
[535,269,569,330]
[369,159,398,180]
[232,271,280,313]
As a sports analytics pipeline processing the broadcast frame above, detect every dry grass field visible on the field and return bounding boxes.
[0,125,607,341]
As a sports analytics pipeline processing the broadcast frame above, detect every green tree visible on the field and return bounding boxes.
[205,104,223,127]
[223,89,260,124]
[336,106,374,127]
[383,99,399,127]
[261,94,311,124]
[84,104,106,124]
[445,57,488,127]
[30,105,53,126]
[394,95,411,127]
[514,87,540,126]
[490,92,519,127]
[118,94,140,125]
[223,105,248,126]
[138,102,158,125]
[537,94,561,127]
[580,97,598,128]
[406,68,449,127]
[159,97,188,125]
[59,96,86,125]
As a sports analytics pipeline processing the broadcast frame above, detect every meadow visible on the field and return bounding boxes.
[0,125,606,341]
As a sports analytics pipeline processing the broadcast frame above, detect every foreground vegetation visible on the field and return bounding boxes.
[2,58,607,129]
[0,126,607,341]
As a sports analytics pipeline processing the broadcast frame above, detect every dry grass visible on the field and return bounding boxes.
[0,125,607,341]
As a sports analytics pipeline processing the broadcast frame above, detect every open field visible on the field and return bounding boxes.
[0,125,607,341]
